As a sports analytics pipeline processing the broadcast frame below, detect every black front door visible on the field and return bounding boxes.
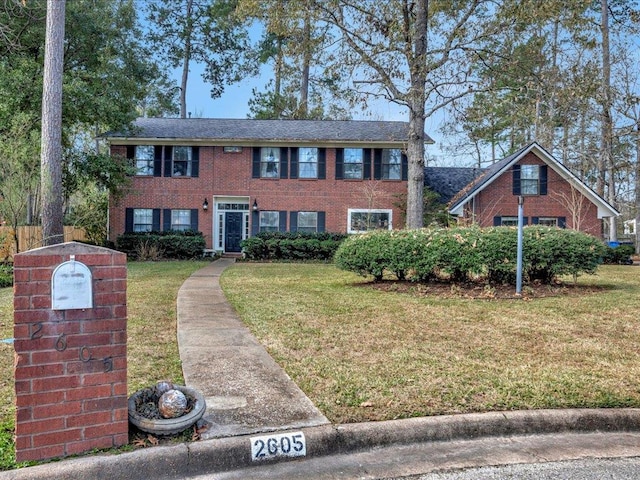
[225,212,243,253]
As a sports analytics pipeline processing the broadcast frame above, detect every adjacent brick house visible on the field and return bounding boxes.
[428,142,619,237]
[105,122,617,253]
[104,118,434,253]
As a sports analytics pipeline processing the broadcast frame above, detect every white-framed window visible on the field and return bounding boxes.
[299,147,318,178]
[172,146,193,177]
[261,148,279,178]
[382,149,402,180]
[297,212,318,233]
[343,148,364,179]
[135,146,154,176]
[520,165,540,195]
[171,209,192,231]
[348,209,392,233]
[537,217,558,227]
[500,216,518,227]
[133,209,153,232]
[259,211,279,232]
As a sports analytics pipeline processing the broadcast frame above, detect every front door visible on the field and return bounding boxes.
[225,212,243,253]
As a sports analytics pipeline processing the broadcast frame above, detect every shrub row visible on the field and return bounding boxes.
[0,264,12,288]
[115,231,206,260]
[334,226,607,285]
[602,244,634,265]
[241,232,348,261]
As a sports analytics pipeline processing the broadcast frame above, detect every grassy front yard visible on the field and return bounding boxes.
[220,263,640,423]
[1,260,639,468]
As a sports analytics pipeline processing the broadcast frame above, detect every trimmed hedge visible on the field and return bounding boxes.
[115,231,206,260]
[334,226,607,285]
[241,232,348,261]
[602,244,634,265]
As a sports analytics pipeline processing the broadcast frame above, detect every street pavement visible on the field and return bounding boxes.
[2,258,640,479]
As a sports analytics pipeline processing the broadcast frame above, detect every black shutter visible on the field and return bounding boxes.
[373,149,382,180]
[493,216,501,226]
[290,148,299,179]
[290,211,298,231]
[318,148,326,179]
[154,146,162,177]
[558,216,567,228]
[280,147,288,179]
[164,146,173,177]
[512,165,521,195]
[125,208,133,232]
[401,154,408,181]
[126,146,135,160]
[191,147,199,178]
[251,211,259,235]
[152,209,161,231]
[190,209,198,231]
[163,209,171,231]
[252,147,261,178]
[524,217,529,225]
[335,149,344,179]
[532,217,539,225]
[539,165,548,195]
[317,211,326,232]
[279,211,287,232]
[363,149,372,180]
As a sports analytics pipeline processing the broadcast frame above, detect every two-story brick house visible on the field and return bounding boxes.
[104,117,433,253]
[105,121,617,253]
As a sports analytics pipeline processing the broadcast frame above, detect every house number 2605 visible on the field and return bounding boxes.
[250,431,306,461]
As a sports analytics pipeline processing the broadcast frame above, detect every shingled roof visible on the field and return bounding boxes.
[104,117,435,145]
[424,166,483,204]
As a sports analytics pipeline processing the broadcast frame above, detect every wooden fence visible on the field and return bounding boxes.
[0,226,87,260]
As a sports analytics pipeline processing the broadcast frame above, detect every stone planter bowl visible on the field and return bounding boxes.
[128,385,206,436]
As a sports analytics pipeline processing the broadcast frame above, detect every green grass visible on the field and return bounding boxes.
[220,263,640,423]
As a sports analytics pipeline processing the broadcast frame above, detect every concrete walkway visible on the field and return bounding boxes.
[176,258,329,439]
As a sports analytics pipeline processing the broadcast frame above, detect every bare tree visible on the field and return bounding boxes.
[40,0,65,246]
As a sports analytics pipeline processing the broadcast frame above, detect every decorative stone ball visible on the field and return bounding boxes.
[158,389,188,419]
[154,381,174,397]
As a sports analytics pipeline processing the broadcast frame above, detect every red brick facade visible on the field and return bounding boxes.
[108,144,408,251]
[13,243,128,462]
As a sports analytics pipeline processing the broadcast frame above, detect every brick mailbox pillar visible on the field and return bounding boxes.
[13,242,128,462]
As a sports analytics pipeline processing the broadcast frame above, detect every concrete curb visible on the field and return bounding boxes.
[4,408,640,479]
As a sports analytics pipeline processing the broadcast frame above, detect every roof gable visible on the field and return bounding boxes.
[448,142,619,219]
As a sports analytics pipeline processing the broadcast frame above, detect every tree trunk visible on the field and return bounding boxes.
[180,0,194,119]
[299,7,311,118]
[405,0,428,229]
[600,0,616,241]
[40,0,66,246]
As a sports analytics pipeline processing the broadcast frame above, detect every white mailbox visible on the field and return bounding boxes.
[51,256,93,310]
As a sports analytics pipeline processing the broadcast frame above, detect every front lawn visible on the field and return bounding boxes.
[220,263,640,423]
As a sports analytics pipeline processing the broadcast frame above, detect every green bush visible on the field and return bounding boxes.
[240,232,347,261]
[0,264,12,288]
[115,231,206,260]
[334,226,606,286]
[602,244,634,265]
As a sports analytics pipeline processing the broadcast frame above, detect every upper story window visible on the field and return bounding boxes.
[134,146,155,176]
[343,148,364,179]
[172,146,193,176]
[261,148,280,178]
[520,165,540,194]
[382,149,402,180]
[298,147,318,178]
[513,164,547,196]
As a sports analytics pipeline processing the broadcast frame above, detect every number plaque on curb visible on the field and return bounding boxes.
[251,431,307,461]
[51,255,93,310]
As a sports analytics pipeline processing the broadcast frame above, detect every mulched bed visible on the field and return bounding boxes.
[365,279,606,300]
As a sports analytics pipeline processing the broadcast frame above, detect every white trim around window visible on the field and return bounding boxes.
[347,208,392,233]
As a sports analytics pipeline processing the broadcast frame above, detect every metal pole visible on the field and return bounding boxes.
[516,195,524,295]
